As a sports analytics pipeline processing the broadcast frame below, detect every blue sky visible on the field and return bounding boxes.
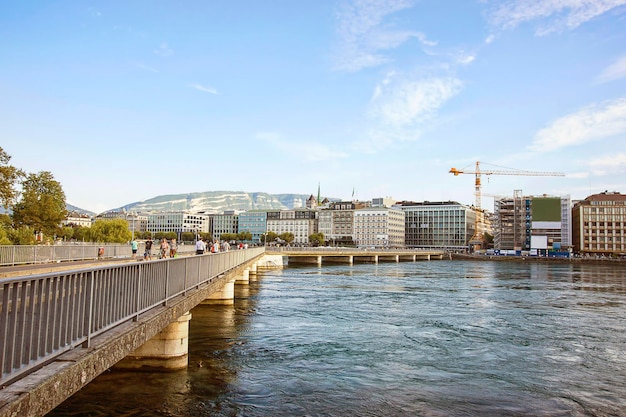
[2,0,626,214]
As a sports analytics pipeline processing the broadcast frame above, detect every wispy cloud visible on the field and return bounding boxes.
[529,98,626,152]
[595,55,626,84]
[369,73,463,128]
[256,132,349,162]
[489,0,626,35]
[588,152,626,176]
[133,62,159,73]
[190,84,218,95]
[154,42,173,57]
[333,0,435,72]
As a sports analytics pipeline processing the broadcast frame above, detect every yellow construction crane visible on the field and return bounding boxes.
[449,161,565,247]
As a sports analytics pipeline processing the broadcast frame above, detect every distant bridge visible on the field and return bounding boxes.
[263,247,448,266]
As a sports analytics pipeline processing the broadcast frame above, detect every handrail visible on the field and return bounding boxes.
[0,247,264,386]
[0,244,201,267]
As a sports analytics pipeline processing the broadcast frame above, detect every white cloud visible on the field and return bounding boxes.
[256,132,349,162]
[489,0,626,35]
[333,0,435,72]
[190,84,218,94]
[154,42,173,57]
[588,152,626,176]
[134,62,159,73]
[596,55,626,84]
[529,98,626,152]
[369,75,463,128]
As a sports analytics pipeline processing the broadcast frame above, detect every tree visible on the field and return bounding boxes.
[0,147,24,210]
[12,171,67,238]
[60,226,74,241]
[237,231,252,242]
[280,232,295,245]
[220,233,237,242]
[308,232,324,247]
[8,226,36,245]
[72,225,90,242]
[89,219,132,243]
[181,231,195,242]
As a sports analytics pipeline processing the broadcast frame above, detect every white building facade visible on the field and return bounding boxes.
[353,207,405,248]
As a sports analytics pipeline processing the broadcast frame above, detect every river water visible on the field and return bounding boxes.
[48,260,626,416]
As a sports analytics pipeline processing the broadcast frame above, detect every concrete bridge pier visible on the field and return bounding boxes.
[236,268,250,285]
[249,262,258,278]
[201,276,236,305]
[114,311,192,371]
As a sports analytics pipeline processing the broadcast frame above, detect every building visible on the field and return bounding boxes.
[238,210,268,243]
[266,209,318,245]
[147,212,210,236]
[493,191,571,252]
[572,191,626,256]
[211,211,239,241]
[318,201,371,246]
[63,211,93,228]
[353,207,405,248]
[397,201,477,250]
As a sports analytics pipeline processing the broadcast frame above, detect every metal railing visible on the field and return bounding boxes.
[0,243,199,267]
[0,247,264,386]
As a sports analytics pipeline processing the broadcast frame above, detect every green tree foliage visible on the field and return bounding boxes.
[60,226,74,241]
[180,232,195,242]
[9,226,36,245]
[279,232,294,244]
[308,232,324,247]
[89,219,132,243]
[237,231,252,242]
[12,171,67,238]
[262,231,279,245]
[0,226,11,245]
[220,233,237,242]
[72,226,91,242]
[0,147,24,210]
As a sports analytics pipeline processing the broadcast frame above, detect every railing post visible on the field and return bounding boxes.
[82,270,95,348]
[163,259,170,306]
[135,263,143,321]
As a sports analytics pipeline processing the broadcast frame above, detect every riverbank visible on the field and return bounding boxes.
[451,252,626,265]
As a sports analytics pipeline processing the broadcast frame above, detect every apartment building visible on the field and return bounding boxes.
[266,209,318,245]
[317,201,371,246]
[572,191,626,256]
[353,207,405,248]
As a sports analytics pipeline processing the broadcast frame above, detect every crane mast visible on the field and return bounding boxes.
[449,161,565,250]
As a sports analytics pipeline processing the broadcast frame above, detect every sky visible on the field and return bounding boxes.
[2,0,626,214]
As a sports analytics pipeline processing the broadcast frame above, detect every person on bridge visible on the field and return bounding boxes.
[144,239,153,260]
[131,239,138,259]
[195,238,206,255]
[159,238,169,259]
[169,238,178,258]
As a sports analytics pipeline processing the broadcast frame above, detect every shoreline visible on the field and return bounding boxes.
[451,253,626,265]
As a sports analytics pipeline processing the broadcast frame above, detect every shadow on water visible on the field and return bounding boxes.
[47,283,261,417]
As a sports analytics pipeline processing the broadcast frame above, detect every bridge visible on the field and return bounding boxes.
[263,247,449,266]
[0,247,445,417]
